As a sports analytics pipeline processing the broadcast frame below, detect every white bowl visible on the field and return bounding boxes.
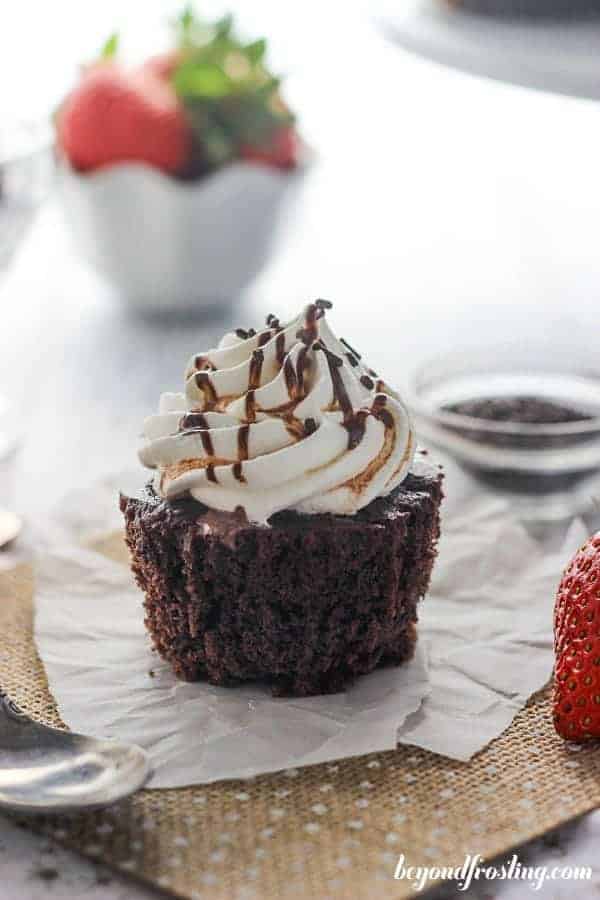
[58,159,300,314]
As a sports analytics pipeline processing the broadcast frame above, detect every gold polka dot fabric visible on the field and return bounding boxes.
[1,533,600,900]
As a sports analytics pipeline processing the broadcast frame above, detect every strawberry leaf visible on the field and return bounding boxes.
[170,5,296,168]
[174,61,232,98]
[100,32,119,60]
[214,14,233,40]
[245,39,266,65]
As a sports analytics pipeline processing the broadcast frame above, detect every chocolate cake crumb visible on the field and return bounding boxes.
[121,464,443,697]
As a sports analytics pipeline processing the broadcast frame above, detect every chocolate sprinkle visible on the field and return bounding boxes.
[360,375,375,390]
[340,337,361,360]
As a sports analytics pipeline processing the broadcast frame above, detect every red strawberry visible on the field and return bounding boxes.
[240,126,298,170]
[553,532,600,741]
[141,50,183,81]
[57,64,190,174]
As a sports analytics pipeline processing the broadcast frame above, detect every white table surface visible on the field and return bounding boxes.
[1,3,600,897]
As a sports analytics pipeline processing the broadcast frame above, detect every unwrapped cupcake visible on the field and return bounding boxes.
[121,301,443,696]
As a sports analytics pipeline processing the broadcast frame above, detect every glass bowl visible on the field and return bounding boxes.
[0,118,52,460]
[0,119,53,270]
[407,345,600,521]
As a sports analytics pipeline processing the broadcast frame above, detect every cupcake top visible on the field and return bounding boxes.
[140,301,416,522]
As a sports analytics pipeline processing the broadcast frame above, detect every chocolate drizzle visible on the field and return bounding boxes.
[275,331,286,367]
[296,345,310,395]
[283,355,297,397]
[193,355,217,372]
[282,417,305,440]
[245,390,257,423]
[237,424,250,461]
[244,349,265,423]
[180,412,214,456]
[180,412,207,431]
[195,371,218,409]
[154,300,407,514]
[296,300,329,346]
[313,341,393,451]
[346,410,369,451]
[235,423,250,484]
[313,341,352,418]
[314,340,364,449]
[249,349,264,389]
[232,461,246,483]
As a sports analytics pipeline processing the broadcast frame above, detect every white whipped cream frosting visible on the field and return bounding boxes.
[140,301,416,522]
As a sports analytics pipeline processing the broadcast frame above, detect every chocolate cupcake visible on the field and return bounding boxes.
[122,301,443,696]
[450,0,600,16]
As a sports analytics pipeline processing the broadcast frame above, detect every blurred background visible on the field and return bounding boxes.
[1,0,600,526]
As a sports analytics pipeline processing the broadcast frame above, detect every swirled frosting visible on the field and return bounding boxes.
[140,301,416,522]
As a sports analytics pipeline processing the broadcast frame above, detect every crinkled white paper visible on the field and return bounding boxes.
[33,488,587,787]
[397,500,587,760]
[34,545,429,788]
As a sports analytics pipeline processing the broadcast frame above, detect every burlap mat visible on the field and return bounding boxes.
[1,531,600,900]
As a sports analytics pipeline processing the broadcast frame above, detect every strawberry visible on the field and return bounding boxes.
[141,50,183,81]
[553,532,600,741]
[240,125,298,170]
[57,64,190,174]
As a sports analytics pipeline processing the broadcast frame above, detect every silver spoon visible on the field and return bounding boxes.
[0,508,21,549]
[0,691,151,813]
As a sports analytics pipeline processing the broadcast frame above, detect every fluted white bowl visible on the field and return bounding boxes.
[58,159,299,313]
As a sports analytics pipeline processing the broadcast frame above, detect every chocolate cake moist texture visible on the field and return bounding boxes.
[121,463,443,697]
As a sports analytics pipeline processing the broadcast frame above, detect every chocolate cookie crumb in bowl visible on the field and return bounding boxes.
[122,301,443,696]
[448,0,600,17]
[409,346,600,521]
[442,396,593,425]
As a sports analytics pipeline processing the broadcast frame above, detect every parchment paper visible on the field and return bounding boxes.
[33,490,587,787]
[34,545,429,788]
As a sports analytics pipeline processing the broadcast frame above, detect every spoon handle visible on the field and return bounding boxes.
[0,690,28,720]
